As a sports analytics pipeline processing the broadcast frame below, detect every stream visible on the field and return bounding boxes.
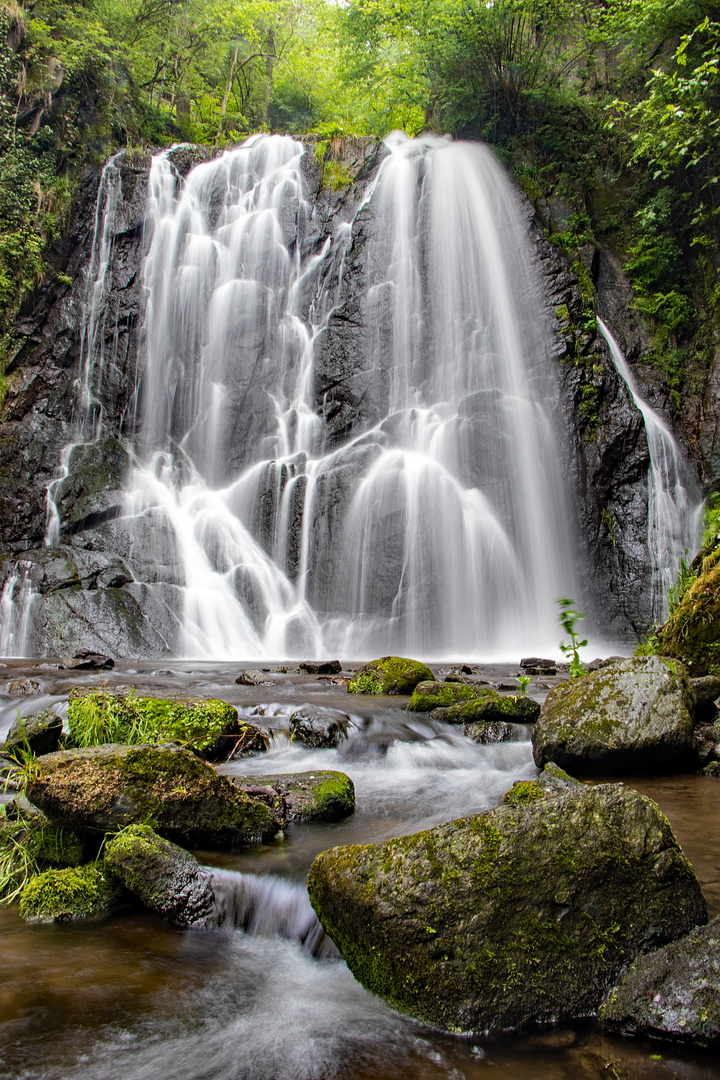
[1,659,719,1080]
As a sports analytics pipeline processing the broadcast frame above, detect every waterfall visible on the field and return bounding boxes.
[210,869,331,957]
[44,152,124,545]
[598,318,699,620]
[123,132,578,660]
[0,565,36,657]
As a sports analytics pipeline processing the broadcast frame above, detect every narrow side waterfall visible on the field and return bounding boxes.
[210,869,331,957]
[598,318,699,619]
[121,132,578,659]
[0,565,36,657]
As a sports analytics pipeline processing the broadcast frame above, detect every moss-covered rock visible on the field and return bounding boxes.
[104,824,215,927]
[503,762,583,806]
[652,545,720,676]
[432,693,541,725]
[408,681,494,712]
[1,803,86,904]
[348,657,434,695]
[232,771,355,823]
[67,689,266,761]
[19,863,122,922]
[26,743,278,850]
[600,917,720,1046]
[532,657,697,775]
[308,784,706,1034]
[4,709,63,757]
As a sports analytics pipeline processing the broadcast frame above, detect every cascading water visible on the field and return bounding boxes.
[0,565,36,657]
[598,318,699,619]
[124,131,578,660]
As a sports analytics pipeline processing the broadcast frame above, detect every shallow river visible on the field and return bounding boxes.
[1,660,719,1080]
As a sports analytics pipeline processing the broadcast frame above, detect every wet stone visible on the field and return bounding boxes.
[7,679,41,695]
[289,707,351,749]
[520,658,557,676]
[235,669,274,686]
[299,660,342,675]
[463,720,516,743]
[231,770,355,823]
[4,709,63,757]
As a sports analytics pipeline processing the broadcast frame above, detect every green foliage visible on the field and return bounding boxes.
[517,675,531,696]
[703,492,720,548]
[667,555,694,616]
[556,597,587,679]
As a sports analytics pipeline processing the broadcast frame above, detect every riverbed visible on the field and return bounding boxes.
[1,659,719,1080]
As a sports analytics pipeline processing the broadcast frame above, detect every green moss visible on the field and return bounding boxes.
[408,681,488,711]
[67,689,252,760]
[652,547,720,675]
[348,657,434,695]
[503,780,544,805]
[19,863,121,922]
[314,773,355,819]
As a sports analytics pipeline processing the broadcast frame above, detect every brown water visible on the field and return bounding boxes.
[1,659,719,1080]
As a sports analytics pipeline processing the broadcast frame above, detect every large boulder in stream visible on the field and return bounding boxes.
[348,657,434,695]
[231,771,355,822]
[289,707,351,748]
[26,743,279,849]
[104,824,215,927]
[308,782,706,1034]
[532,656,697,774]
[600,917,720,1046]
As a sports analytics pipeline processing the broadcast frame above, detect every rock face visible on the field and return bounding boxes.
[600,917,720,1046]
[231,770,355,823]
[289,707,350,748]
[19,863,123,922]
[347,657,434,695]
[532,657,697,774]
[104,824,215,927]
[26,743,278,849]
[308,783,706,1034]
[4,709,63,756]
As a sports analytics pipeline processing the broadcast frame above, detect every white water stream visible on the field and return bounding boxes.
[111,132,580,660]
[597,318,699,620]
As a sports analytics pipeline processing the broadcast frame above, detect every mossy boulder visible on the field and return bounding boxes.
[232,771,355,823]
[289,707,350,748]
[0,804,86,902]
[503,762,583,806]
[4,710,64,757]
[532,657,697,775]
[19,863,123,922]
[652,545,720,676]
[25,743,278,850]
[308,784,706,1034]
[432,693,540,725]
[67,689,266,761]
[600,917,720,1046]
[408,681,495,712]
[348,657,434,695]
[104,824,215,927]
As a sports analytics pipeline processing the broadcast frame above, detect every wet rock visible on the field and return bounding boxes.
[104,824,215,927]
[232,770,355,822]
[694,718,720,766]
[59,649,115,670]
[26,743,279,849]
[289,707,350,749]
[431,693,540,725]
[52,437,129,536]
[704,760,720,776]
[8,678,41,695]
[235,669,274,686]
[347,657,434,695]
[1,804,85,906]
[600,917,720,1046]
[520,657,557,676]
[463,720,516,743]
[299,660,342,675]
[67,688,263,762]
[4,709,63,756]
[308,783,706,1034]
[532,656,697,775]
[19,863,123,922]
[690,674,720,716]
[586,656,628,672]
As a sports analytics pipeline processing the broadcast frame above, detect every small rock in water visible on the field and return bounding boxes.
[520,657,557,676]
[299,660,342,675]
[289,707,350,749]
[348,657,434,695]
[58,650,114,671]
[494,681,518,691]
[232,770,355,823]
[4,710,63,757]
[235,669,273,686]
[154,669,176,677]
[463,720,515,744]
[8,678,41,695]
[104,824,215,928]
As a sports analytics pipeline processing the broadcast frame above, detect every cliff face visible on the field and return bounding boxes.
[0,137,706,657]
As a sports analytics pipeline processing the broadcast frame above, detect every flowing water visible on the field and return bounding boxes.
[9,132,583,661]
[597,318,699,620]
[1,660,719,1080]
